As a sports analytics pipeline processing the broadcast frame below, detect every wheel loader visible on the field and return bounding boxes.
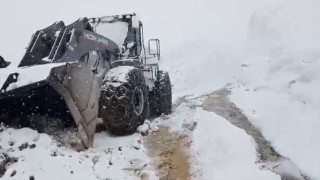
[0,13,172,147]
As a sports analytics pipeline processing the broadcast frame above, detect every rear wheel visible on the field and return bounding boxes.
[99,66,149,135]
[149,71,172,117]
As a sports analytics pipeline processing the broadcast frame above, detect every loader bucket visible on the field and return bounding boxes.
[0,81,70,119]
[0,80,73,129]
[0,62,102,148]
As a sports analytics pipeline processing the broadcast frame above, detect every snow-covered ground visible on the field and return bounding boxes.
[0,126,157,179]
[1,0,319,179]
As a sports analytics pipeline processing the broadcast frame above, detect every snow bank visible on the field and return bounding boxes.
[190,108,280,180]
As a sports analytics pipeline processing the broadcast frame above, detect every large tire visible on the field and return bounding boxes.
[149,71,172,117]
[99,66,149,135]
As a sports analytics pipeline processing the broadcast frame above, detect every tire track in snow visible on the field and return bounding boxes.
[144,127,190,180]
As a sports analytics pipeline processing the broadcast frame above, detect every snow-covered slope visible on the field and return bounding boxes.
[159,1,320,179]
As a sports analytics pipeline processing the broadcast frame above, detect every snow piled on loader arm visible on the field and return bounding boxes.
[0,63,66,91]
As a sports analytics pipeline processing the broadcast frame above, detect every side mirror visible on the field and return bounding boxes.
[148,39,160,60]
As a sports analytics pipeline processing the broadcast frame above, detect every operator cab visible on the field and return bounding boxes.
[89,13,159,61]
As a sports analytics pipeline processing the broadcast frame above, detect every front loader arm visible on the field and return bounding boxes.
[18,18,120,67]
[55,29,120,63]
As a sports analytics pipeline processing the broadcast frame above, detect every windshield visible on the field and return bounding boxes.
[94,21,128,47]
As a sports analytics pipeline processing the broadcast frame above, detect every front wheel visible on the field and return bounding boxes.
[99,66,149,135]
